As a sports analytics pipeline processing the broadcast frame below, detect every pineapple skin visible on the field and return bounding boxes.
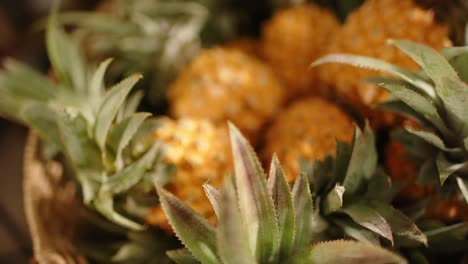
[318,0,451,128]
[262,97,354,181]
[168,48,284,143]
[146,118,231,231]
[261,4,340,100]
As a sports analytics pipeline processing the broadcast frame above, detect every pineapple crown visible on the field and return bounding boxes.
[56,0,238,105]
[313,39,468,203]
[299,123,426,247]
[157,123,407,264]
[0,8,161,230]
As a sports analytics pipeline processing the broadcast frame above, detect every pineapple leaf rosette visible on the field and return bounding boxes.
[157,124,407,264]
[55,0,239,106]
[1,10,160,229]
[314,40,468,204]
[298,123,428,247]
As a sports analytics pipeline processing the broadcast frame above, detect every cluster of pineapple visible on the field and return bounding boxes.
[2,0,467,262]
[146,0,466,231]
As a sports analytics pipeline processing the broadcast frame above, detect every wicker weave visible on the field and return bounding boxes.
[23,132,86,264]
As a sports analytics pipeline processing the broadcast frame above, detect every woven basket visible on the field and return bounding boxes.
[23,132,86,264]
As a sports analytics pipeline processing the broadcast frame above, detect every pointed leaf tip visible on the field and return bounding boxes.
[203,183,222,219]
[94,74,142,150]
[292,173,314,251]
[229,121,279,262]
[156,186,220,264]
[268,153,295,258]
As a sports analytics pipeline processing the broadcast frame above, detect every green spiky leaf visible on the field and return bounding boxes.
[94,74,142,151]
[292,173,314,252]
[312,54,435,98]
[369,202,427,246]
[166,249,200,264]
[442,46,468,60]
[102,144,159,194]
[405,127,460,153]
[47,9,87,93]
[94,190,144,230]
[436,153,468,185]
[202,183,222,219]
[456,177,468,203]
[216,178,256,264]
[21,102,62,148]
[228,123,279,262]
[56,109,102,170]
[289,240,407,264]
[342,204,393,244]
[389,40,458,84]
[323,184,345,214]
[268,155,295,258]
[156,186,220,264]
[107,112,152,168]
[379,83,448,135]
[343,125,377,195]
[89,58,112,112]
[333,219,380,245]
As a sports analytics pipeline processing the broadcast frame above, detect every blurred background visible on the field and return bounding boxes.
[0,1,96,261]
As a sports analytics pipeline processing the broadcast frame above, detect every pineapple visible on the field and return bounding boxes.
[157,124,407,264]
[262,97,354,181]
[317,0,451,128]
[0,14,162,230]
[261,3,340,99]
[145,118,231,231]
[315,40,468,206]
[167,47,284,143]
[59,0,240,106]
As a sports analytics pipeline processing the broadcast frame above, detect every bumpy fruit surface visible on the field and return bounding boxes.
[318,0,450,127]
[261,4,340,99]
[262,97,354,181]
[168,48,284,143]
[146,118,231,231]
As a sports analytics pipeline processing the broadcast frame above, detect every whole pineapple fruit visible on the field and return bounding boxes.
[318,0,451,128]
[261,4,340,99]
[146,118,232,231]
[167,48,284,143]
[262,97,354,181]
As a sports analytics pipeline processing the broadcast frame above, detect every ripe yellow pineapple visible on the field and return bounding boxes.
[261,4,340,99]
[318,0,451,128]
[167,47,284,143]
[262,97,354,181]
[145,118,232,231]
